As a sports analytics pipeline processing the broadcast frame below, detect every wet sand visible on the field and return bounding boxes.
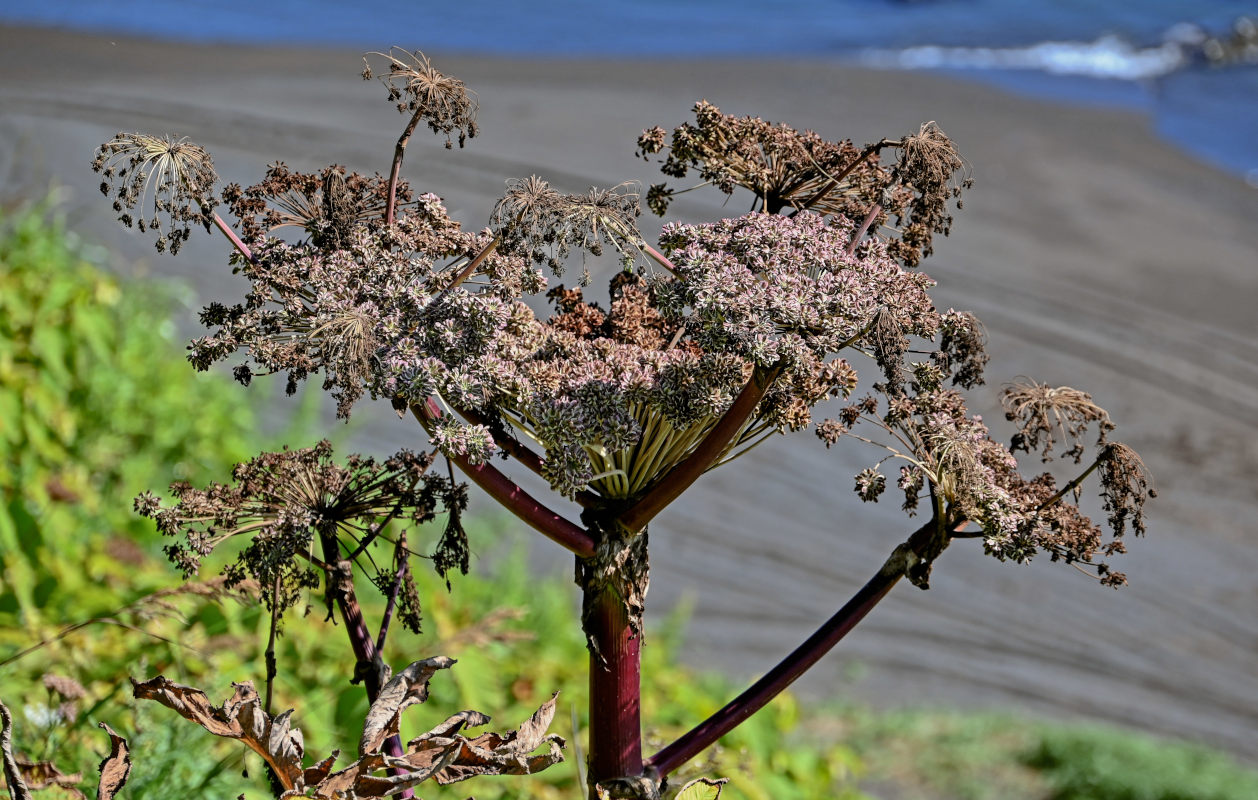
[2,24,1256,761]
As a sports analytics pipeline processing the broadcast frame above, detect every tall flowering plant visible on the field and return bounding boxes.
[69,49,1151,799]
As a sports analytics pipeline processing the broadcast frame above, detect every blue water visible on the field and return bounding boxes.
[2,1,1255,179]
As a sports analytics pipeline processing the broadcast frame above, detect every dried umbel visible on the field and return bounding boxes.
[134,440,461,629]
[190,193,520,418]
[363,48,478,148]
[92,132,219,254]
[1002,379,1114,462]
[826,367,1152,585]
[885,121,971,266]
[221,162,403,245]
[638,103,971,266]
[636,101,890,218]
[493,177,643,279]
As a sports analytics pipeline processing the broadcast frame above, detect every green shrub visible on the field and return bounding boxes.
[1026,725,1258,800]
[0,201,269,797]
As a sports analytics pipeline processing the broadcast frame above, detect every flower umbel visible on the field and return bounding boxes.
[92,132,219,254]
[135,440,460,629]
[363,48,478,148]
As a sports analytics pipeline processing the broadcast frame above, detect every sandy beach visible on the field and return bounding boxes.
[2,24,1256,761]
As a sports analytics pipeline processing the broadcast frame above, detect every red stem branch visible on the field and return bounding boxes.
[846,203,882,257]
[790,138,897,217]
[617,365,780,532]
[411,402,596,558]
[454,405,599,509]
[645,518,942,779]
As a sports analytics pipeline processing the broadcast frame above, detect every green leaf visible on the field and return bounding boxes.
[675,777,728,800]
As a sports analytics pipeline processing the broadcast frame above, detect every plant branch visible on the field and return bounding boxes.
[645,516,951,779]
[386,106,425,225]
[410,402,597,558]
[375,533,409,653]
[618,365,781,532]
[455,405,600,509]
[210,212,255,264]
[790,138,898,217]
[1038,451,1106,512]
[263,573,281,715]
[316,526,415,797]
[846,203,882,257]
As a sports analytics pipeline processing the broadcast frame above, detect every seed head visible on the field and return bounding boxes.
[363,48,478,147]
[92,132,219,254]
[1002,379,1114,462]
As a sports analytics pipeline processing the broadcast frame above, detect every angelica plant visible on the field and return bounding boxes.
[82,48,1152,800]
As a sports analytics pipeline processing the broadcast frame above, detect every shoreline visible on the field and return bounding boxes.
[3,23,1257,761]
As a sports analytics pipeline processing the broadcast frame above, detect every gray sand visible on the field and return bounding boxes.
[2,25,1256,760]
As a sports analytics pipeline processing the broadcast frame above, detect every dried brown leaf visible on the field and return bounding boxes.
[15,760,83,796]
[95,723,130,800]
[358,656,455,757]
[131,677,304,791]
[305,696,563,797]
[510,692,558,756]
[421,696,565,785]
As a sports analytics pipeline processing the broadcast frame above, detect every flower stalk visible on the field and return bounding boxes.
[411,402,597,558]
[646,516,948,779]
[618,365,781,533]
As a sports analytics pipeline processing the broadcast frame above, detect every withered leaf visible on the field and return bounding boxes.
[14,760,83,794]
[358,656,455,757]
[417,695,565,785]
[132,677,305,791]
[508,692,558,756]
[303,696,563,797]
[301,750,340,788]
[95,723,130,800]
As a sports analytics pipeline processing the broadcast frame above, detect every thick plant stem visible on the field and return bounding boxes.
[584,571,644,797]
[645,518,940,779]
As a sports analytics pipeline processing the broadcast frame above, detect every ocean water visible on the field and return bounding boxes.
[1,1,1255,179]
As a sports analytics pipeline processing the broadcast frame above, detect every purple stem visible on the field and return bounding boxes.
[411,401,596,557]
[375,533,409,654]
[846,203,882,257]
[585,584,643,796]
[211,212,255,264]
[318,527,414,798]
[454,405,599,509]
[386,106,425,225]
[645,518,939,778]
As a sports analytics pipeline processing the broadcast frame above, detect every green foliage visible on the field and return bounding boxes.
[0,201,269,797]
[1026,725,1258,800]
[838,705,1258,800]
[0,200,258,621]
